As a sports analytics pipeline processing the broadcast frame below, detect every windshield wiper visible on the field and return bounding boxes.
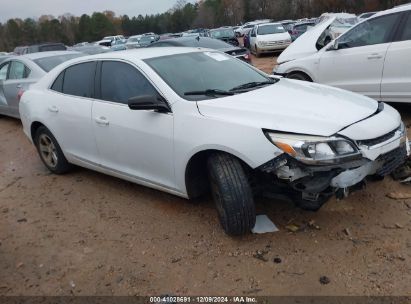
[184,89,235,97]
[230,80,276,92]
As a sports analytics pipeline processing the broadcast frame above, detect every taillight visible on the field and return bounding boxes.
[17,89,25,101]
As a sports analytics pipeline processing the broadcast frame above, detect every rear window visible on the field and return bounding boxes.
[34,53,85,72]
[59,62,96,98]
[257,24,286,35]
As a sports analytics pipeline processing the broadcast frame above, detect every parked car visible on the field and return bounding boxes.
[19,48,408,235]
[281,20,296,33]
[149,37,251,64]
[96,35,125,47]
[358,12,378,21]
[316,13,358,46]
[274,4,411,103]
[208,27,239,46]
[275,16,354,63]
[138,35,157,47]
[249,23,292,57]
[13,46,29,55]
[235,21,264,37]
[25,43,67,54]
[289,21,316,41]
[125,35,142,49]
[0,51,84,118]
[70,45,110,55]
[111,40,127,51]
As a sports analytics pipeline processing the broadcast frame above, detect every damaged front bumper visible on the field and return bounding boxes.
[258,126,409,198]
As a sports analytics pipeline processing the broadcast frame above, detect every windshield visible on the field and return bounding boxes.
[34,53,85,72]
[210,29,235,39]
[257,24,286,35]
[145,52,272,101]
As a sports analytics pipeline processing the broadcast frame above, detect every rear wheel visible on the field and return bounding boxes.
[34,126,72,174]
[207,152,256,236]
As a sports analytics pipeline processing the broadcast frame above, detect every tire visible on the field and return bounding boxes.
[34,126,72,174]
[207,152,256,236]
[293,192,331,212]
[287,72,312,82]
[255,45,261,58]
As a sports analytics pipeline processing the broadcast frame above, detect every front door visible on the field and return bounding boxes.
[92,60,175,190]
[318,12,400,100]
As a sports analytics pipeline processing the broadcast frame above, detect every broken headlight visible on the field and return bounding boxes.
[264,131,362,165]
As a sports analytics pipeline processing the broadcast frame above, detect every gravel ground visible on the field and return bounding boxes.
[0,54,410,296]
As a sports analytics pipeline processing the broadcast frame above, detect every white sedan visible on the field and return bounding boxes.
[19,48,408,235]
[274,4,411,103]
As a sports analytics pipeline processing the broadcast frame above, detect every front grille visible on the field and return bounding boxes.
[376,145,407,176]
[357,127,399,147]
[265,40,289,46]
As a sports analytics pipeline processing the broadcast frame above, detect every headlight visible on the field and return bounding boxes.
[264,131,361,165]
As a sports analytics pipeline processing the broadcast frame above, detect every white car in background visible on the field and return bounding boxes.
[274,4,411,103]
[125,35,142,49]
[249,23,292,57]
[235,20,270,37]
[19,48,408,236]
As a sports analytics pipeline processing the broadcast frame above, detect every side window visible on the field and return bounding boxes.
[0,62,9,81]
[338,13,399,49]
[100,61,158,104]
[9,61,30,80]
[399,14,411,41]
[51,71,64,93]
[62,62,96,98]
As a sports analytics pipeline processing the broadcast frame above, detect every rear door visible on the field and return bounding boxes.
[317,13,400,100]
[47,61,99,163]
[0,61,10,115]
[2,60,31,116]
[381,12,411,103]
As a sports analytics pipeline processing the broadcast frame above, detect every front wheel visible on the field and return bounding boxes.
[34,126,72,174]
[255,45,261,58]
[207,153,256,236]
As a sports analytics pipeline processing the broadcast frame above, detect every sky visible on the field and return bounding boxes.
[0,0,193,22]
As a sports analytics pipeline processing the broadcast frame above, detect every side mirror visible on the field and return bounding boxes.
[128,95,171,113]
[330,40,339,50]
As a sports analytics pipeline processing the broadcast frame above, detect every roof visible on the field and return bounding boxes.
[22,51,81,60]
[80,47,206,61]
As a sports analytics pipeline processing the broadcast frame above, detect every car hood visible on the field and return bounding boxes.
[196,79,379,137]
[277,17,335,64]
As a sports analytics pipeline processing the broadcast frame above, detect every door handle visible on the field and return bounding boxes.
[16,84,22,89]
[95,116,109,126]
[367,53,383,60]
[48,105,59,113]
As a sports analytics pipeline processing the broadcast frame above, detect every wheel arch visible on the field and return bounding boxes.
[286,69,314,82]
[184,148,253,199]
[30,121,47,141]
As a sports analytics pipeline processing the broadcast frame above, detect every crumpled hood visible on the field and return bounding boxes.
[197,79,378,137]
[277,17,335,64]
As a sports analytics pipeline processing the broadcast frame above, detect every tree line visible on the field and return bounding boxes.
[0,0,409,51]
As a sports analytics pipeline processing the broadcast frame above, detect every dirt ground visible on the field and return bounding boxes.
[1,55,411,297]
